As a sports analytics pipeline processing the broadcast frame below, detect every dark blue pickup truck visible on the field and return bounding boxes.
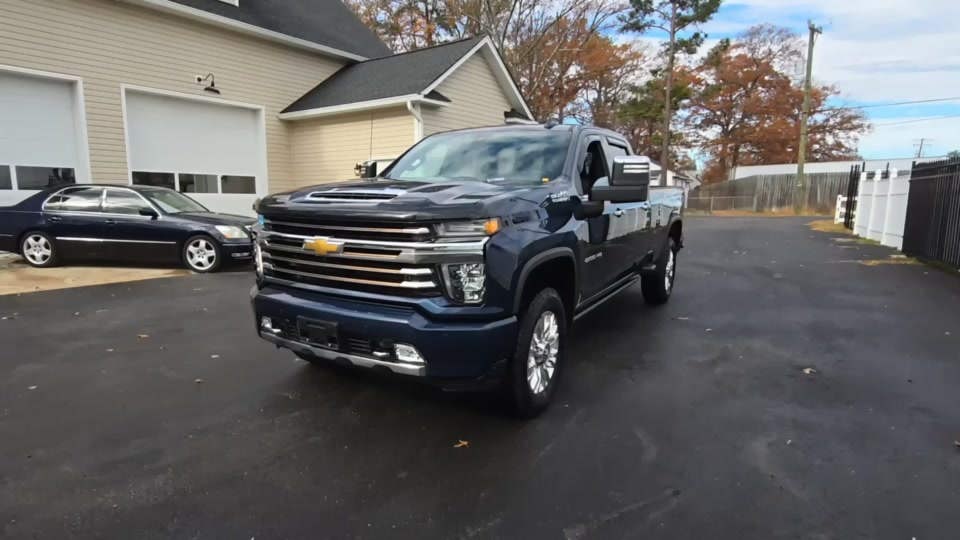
[251,124,683,416]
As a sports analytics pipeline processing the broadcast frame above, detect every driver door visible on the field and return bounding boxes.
[576,136,626,299]
[99,188,180,263]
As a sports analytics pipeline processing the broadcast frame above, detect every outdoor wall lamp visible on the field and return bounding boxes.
[195,73,220,95]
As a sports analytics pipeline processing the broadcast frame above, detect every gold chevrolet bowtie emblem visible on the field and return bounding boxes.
[302,237,344,256]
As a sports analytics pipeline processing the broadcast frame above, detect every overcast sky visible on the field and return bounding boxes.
[648,0,960,160]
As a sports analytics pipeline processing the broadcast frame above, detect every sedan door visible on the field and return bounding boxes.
[99,188,180,263]
[42,186,106,260]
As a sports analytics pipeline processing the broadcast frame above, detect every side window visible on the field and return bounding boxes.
[103,189,151,215]
[45,187,102,212]
[579,139,609,194]
[606,143,628,163]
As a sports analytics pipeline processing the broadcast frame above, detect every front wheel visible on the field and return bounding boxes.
[21,232,59,268]
[183,235,222,273]
[507,288,567,418]
[641,237,677,305]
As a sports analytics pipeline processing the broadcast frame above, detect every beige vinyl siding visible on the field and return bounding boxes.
[421,53,511,136]
[0,0,345,193]
[289,107,414,183]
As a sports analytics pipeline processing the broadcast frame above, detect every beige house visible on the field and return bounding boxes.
[0,0,532,215]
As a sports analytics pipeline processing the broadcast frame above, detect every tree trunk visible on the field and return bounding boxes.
[659,1,678,185]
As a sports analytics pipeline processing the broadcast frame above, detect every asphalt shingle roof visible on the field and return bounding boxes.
[169,0,391,59]
[282,37,483,113]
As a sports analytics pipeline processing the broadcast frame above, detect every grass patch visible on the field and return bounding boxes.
[807,219,850,234]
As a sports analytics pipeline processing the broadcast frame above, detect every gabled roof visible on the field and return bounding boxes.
[126,0,390,61]
[280,36,533,121]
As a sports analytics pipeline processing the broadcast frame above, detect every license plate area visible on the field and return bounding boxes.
[297,317,339,350]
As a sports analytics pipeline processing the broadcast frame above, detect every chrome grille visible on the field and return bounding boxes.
[258,219,485,297]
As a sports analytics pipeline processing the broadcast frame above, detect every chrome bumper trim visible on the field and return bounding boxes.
[260,332,426,377]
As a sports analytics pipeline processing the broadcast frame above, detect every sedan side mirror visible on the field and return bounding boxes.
[592,156,650,203]
[139,207,158,219]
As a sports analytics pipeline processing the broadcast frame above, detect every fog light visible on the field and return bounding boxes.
[260,316,280,335]
[394,343,425,365]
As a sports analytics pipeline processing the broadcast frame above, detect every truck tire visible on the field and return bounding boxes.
[641,237,677,305]
[508,287,567,418]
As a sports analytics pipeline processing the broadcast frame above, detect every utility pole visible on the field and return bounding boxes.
[660,1,678,186]
[794,20,822,213]
[915,138,927,158]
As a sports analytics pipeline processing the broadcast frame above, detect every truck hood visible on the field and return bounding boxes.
[256,178,559,222]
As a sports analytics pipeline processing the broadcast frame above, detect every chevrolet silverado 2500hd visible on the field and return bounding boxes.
[251,124,683,417]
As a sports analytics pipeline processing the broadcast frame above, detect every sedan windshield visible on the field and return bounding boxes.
[384,129,571,184]
[141,189,208,214]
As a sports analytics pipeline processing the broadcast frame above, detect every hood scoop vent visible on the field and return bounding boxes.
[304,189,401,203]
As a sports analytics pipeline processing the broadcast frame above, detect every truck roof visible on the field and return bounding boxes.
[436,123,628,141]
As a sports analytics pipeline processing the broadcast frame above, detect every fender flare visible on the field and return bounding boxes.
[512,246,578,314]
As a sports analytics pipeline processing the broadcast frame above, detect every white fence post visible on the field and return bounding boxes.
[854,171,871,237]
[869,169,889,242]
[882,168,909,249]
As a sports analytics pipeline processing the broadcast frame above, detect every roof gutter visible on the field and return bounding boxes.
[120,0,369,62]
[279,94,449,121]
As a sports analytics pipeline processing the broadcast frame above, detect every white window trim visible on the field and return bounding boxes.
[120,84,268,197]
[0,64,93,190]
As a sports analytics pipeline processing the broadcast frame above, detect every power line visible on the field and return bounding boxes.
[875,114,960,127]
[823,96,960,111]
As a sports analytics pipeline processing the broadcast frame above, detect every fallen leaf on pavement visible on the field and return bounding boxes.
[453,440,469,448]
[106,348,114,353]
[673,316,690,321]
[27,385,37,390]
[802,367,817,375]
[194,378,205,384]
[210,354,220,359]
[954,440,960,449]
[137,334,149,339]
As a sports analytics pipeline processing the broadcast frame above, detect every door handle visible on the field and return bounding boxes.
[105,219,117,225]
[48,216,62,223]
[613,208,624,218]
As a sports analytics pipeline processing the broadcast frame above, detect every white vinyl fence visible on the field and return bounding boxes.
[846,168,910,250]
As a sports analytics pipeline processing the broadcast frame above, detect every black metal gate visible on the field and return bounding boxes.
[843,164,860,229]
[902,158,960,269]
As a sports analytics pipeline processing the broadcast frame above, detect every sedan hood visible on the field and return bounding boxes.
[173,212,255,227]
[256,178,560,222]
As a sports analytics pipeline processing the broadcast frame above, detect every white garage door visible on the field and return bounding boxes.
[125,90,266,216]
[0,70,87,206]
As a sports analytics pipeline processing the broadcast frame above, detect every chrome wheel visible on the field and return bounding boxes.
[23,234,53,266]
[527,310,560,395]
[664,248,675,292]
[186,238,217,271]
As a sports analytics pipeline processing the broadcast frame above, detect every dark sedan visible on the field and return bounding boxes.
[0,184,254,273]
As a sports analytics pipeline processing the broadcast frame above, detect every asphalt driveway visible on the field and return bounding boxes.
[2,217,959,539]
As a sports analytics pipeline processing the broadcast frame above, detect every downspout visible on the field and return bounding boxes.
[406,100,423,142]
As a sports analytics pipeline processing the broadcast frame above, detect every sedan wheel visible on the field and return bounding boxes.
[21,233,57,267]
[183,236,221,273]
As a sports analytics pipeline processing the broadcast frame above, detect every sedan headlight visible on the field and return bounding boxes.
[443,263,486,304]
[215,225,249,240]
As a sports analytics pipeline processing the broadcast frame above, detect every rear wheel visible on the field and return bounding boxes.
[21,232,58,268]
[183,235,222,273]
[507,287,567,418]
[641,237,677,305]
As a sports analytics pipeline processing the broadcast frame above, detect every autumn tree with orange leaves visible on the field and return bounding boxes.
[688,25,870,183]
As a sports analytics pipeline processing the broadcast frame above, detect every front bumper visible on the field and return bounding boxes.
[222,241,253,260]
[251,285,518,381]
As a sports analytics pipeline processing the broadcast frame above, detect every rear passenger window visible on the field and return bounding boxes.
[45,187,102,212]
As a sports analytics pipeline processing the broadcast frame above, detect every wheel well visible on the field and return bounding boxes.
[518,257,576,322]
[669,220,683,246]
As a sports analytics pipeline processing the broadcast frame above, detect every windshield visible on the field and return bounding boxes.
[141,189,208,214]
[385,129,571,184]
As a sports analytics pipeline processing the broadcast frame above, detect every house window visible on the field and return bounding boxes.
[15,166,76,190]
[179,174,218,193]
[132,171,175,189]
[0,166,11,189]
[221,175,255,194]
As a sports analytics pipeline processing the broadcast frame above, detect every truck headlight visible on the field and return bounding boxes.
[435,218,501,238]
[215,225,249,240]
[443,263,485,304]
